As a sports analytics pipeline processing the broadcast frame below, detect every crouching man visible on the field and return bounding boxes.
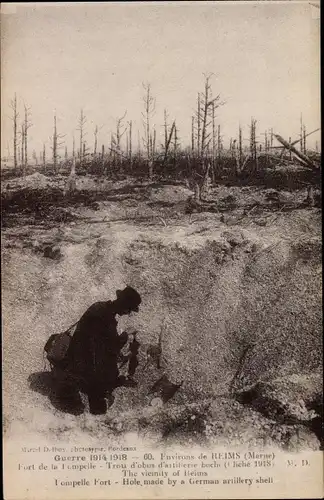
[63,286,142,415]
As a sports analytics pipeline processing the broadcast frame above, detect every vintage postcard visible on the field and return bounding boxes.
[1,1,322,499]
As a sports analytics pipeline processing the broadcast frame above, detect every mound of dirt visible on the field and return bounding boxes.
[235,372,323,447]
[148,184,193,204]
[10,172,51,190]
[236,372,322,424]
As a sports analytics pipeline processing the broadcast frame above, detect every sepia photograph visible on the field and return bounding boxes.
[1,1,322,499]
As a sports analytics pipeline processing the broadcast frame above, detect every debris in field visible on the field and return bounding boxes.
[185,192,218,214]
[43,244,62,260]
[222,229,246,247]
[265,189,280,202]
[150,397,163,408]
[48,207,78,223]
[137,399,212,440]
[220,214,238,226]
[157,216,167,227]
[255,218,268,226]
[219,194,238,210]
[89,201,101,211]
[148,375,183,403]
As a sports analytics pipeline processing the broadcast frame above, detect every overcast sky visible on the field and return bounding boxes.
[1,1,321,157]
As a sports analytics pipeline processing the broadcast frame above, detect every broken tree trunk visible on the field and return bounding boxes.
[274,134,319,170]
[200,161,211,200]
[163,121,175,164]
[65,157,77,194]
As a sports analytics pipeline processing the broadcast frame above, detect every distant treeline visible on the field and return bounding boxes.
[6,75,321,196]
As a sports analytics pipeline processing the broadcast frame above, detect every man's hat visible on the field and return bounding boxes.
[116,286,142,310]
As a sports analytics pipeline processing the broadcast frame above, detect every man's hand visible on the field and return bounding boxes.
[118,331,129,350]
[123,328,138,337]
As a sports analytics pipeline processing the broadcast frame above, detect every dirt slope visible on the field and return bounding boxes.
[2,208,322,447]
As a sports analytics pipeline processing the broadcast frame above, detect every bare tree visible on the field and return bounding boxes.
[126,132,129,158]
[200,85,210,155]
[23,104,32,172]
[211,102,216,181]
[9,93,19,171]
[163,109,176,167]
[128,120,133,166]
[77,109,87,166]
[116,112,127,156]
[303,124,307,154]
[142,83,156,180]
[197,93,201,156]
[110,133,115,164]
[163,109,169,153]
[234,124,243,175]
[137,130,141,157]
[230,138,234,158]
[172,122,180,159]
[111,111,127,170]
[262,129,269,166]
[32,150,37,166]
[150,126,157,158]
[194,74,224,200]
[52,114,58,172]
[93,125,103,158]
[82,141,90,163]
[217,124,222,160]
[195,75,223,160]
[42,144,46,170]
[51,112,65,173]
[20,123,25,171]
[264,130,268,152]
[250,118,257,163]
[93,125,98,157]
[163,120,175,164]
[191,115,195,154]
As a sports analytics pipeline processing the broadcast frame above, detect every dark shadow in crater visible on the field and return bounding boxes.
[236,388,323,449]
[28,371,85,416]
[148,375,183,403]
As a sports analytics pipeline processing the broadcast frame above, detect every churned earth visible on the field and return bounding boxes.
[2,174,322,451]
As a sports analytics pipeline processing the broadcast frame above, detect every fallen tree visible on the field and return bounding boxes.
[274,134,320,170]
